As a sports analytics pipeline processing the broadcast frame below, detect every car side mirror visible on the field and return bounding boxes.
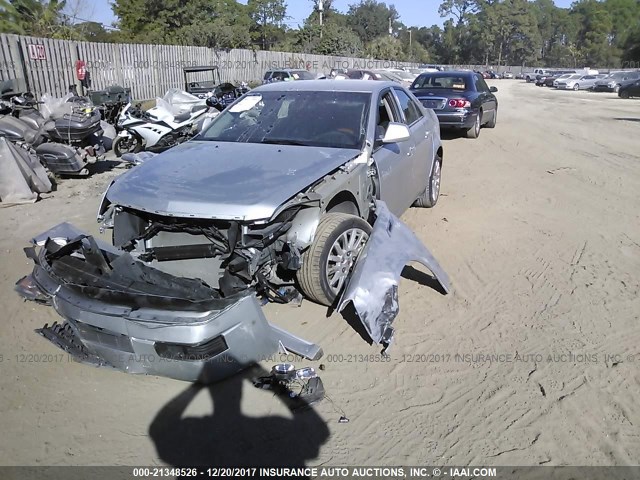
[490,86,498,92]
[381,122,411,144]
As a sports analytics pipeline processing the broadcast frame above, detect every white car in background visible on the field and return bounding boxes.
[386,69,418,86]
[553,73,575,88]
[556,74,604,91]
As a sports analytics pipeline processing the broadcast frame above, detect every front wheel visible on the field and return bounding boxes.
[613,85,620,93]
[297,213,371,306]
[113,134,142,157]
[414,154,442,208]
[619,90,630,99]
[573,84,580,91]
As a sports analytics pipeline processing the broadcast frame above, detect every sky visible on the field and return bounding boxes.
[86,0,575,31]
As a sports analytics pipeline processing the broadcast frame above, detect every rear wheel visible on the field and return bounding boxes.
[486,108,497,128]
[113,135,142,157]
[414,153,442,208]
[466,112,481,139]
[297,213,371,306]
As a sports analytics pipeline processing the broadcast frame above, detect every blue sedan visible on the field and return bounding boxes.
[410,70,498,139]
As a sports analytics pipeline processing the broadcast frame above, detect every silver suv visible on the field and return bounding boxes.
[593,71,640,93]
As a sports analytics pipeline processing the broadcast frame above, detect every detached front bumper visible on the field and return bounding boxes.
[435,109,478,129]
[15,223,321,383]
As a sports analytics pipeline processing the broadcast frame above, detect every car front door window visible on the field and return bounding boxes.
[376,90,399,139]
[393,88,423,126]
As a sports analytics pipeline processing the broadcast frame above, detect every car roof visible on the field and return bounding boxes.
[266,69,309,73]
[253,80,398,94]
[183,66,219,72]
[417,70,475,77]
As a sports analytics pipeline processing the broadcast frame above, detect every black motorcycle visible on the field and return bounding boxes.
[0,94,105,176]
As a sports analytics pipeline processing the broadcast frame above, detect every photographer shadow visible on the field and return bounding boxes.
[149,365,330,473]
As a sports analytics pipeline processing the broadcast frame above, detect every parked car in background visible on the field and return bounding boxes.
[410,70,498,139]
[419,64,443,72]
[503,72,514,79]
[526,69,549,82]
[371,70,406,84]
[556,74,602,91]
[618,79,640,98]
[535,73,552,86]
[552,73,575,87]
[515,72,525,80]
[262,69,315,84]
[593,71,640,93]
[385,69,417,86]
[540,71,575,87]
[332,69,377,80]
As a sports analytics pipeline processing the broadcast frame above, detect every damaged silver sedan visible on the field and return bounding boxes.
[16,80,450,382]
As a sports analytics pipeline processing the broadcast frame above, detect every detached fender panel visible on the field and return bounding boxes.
[338,200,450,345]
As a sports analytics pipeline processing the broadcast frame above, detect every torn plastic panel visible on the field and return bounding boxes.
[338,200,450,348]
[15,223,322,383]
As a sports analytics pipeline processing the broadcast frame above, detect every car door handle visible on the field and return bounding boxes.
[407,146,416,156]
[424,131,430,139]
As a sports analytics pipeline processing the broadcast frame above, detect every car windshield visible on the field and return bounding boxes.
[201,91,371,150]
[372,71,402,82]
[289,70,315,80]
[412,74,469,90]
[391,70,415,80]
[566,75,582,80]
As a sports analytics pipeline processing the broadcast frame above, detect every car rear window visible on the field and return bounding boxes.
[412,75,469,90]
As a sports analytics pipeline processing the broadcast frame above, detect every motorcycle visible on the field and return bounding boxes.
[0,93,105,176]
[113,95,208,157]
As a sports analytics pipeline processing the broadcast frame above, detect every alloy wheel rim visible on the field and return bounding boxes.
[121,138,134,153]
[326,228,369,295]
[431,160,441,203]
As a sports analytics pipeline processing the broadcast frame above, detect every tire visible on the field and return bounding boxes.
[486,108,497,128]
[573,84,580,91]
[297,213,371,306]
[619,90,630,99]
[113,134,142,158]
[466,111,481,139]
[613,85,620,93]
[414,153,442,208]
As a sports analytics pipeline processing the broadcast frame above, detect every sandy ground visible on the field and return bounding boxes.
[0,80,639,469]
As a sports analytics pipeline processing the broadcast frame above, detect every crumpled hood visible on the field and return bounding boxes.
[106,141,361,220]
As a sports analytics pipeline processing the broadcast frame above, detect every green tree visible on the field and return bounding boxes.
[572,0,616,66]
[112,0,252,48]
[0,0,82,38]
[248,0,287,50]
[346,0,400,44]
[293,23,363,56]
[621,25,640,65]
[365,34,404,60]
[73,21,114,42]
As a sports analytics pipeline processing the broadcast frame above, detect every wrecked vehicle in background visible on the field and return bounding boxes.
[16,80,450,382]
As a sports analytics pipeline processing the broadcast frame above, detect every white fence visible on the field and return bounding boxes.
[0,33,557,100]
